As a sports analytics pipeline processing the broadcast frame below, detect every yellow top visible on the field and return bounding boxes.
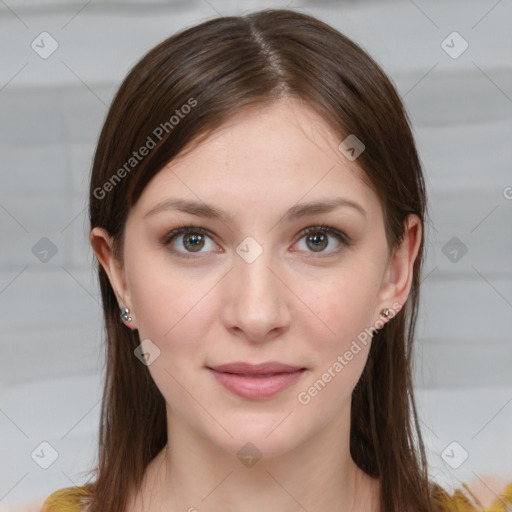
[41,484,93,512]
[41,482,512,512]
[435,482,512,512]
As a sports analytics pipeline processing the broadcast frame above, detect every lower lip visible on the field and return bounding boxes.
[208,368,305,399]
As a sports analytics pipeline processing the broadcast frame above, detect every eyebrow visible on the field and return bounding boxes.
[143,197,367,221]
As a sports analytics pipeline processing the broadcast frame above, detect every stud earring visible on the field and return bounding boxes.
[380,309,390,318]
[120,307,132,322]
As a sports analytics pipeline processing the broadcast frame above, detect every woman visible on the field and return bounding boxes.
[41,8,512,512]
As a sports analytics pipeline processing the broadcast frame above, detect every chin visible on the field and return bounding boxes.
[212,418,307,461]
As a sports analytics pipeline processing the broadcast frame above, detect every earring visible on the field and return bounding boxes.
[380,308,390,318]
[120,307,132,322]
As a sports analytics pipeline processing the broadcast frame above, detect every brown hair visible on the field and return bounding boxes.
[86,8,447,512]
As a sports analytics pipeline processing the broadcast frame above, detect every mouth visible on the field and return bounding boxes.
[206,362,306,400]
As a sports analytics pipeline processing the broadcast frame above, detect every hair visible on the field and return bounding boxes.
[85,8,451,512]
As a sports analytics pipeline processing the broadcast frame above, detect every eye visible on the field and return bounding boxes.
[160,223,351,259]
[161,225,217,259]
[294,225,350,256]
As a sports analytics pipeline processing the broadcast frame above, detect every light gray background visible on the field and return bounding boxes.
[1,0,511,509]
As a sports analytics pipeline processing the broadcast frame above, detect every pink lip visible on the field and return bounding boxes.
[207,361,306,400]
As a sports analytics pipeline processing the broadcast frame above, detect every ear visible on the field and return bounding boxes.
[376,214,422,320]
[89,227,137,329]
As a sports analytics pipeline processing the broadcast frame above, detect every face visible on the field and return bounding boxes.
[93,96,418,460]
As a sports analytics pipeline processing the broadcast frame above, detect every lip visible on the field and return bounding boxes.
[207,361,306,400]
[209,361,304,375]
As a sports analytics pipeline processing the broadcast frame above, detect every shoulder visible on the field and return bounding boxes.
[40,485,93,512]
[432,475,512,511]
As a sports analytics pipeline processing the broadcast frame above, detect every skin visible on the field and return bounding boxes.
[90,96,422,512]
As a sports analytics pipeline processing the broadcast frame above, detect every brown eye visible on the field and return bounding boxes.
[295,225,349,255]
[181,232,206,252]
[161,224,351,260]
[305,231,329,252]
[161,226,216,259]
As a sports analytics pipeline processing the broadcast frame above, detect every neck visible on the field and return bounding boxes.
[128,413,379,512]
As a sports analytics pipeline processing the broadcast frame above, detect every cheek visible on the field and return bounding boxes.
[126,250,217,358]
[293,258,384,407]
[126,260,216,407]
[294,275,378,413]
[303,264,382,349]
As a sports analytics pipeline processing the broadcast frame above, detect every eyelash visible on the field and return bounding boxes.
[160,223,351,260]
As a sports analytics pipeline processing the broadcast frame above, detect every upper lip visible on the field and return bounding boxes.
[208,362,305,375]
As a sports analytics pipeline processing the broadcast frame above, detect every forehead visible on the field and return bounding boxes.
[132,98,382,224]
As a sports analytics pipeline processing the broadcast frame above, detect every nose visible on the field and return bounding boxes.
[222,245,291,343]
